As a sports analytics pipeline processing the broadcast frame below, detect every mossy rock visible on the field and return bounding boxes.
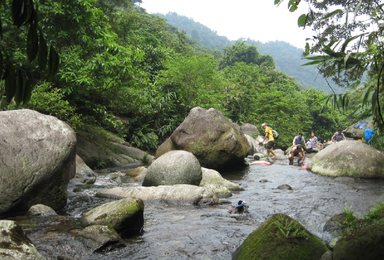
[333,225,384,260]
[232,213,329,260]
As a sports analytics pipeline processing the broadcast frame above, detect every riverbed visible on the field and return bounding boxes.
[13,156,384,259]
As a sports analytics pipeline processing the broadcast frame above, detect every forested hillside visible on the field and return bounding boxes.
[1,0,364,161]
[156,12,344,94]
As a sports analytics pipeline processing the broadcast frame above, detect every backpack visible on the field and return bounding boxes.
[271,128,279,140]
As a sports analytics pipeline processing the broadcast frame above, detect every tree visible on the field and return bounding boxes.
[274,0,384,133]
[0,0,59,108]
[219,42,261,69]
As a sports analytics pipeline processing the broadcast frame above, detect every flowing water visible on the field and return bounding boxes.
[10,156,384,259]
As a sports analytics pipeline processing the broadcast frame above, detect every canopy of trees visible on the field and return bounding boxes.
[0,0,366,155]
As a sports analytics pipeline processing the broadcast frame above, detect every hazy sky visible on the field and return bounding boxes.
[139,0,314,49]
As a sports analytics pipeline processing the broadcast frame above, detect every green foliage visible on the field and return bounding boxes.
[0,0,59,107]
[274,214,309,239]
[16,82,82,129]
[364,200,384,226]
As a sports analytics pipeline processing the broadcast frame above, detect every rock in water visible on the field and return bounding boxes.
[0,109,76,216]
[156,107,249,170]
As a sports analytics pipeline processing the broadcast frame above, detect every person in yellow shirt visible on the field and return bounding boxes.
[259,123,276,161]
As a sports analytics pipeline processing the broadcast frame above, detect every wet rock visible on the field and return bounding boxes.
[81,198,144,238]
[203,184,232,198]
[76,225,125,253]
[71,155,97,185]
[259,179,268,183]
[277,184,293,190]
[143,150,202,186]
[232,214,329,259]
[129,171,147,183]
[126,166,147,177]
[0,109,76,216]
[200,167,244,191]
[333,225,384,260]
[0,220,46,259]
[27,204,57,217]
[156,107,250,170]
[96,185,220,205]
[307,141,384,178]
[323,213,347,233]
[320,251,333,260]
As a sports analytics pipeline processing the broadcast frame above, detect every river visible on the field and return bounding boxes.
[12,155,384,259]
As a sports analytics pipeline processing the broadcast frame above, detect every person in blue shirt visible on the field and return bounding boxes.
[292,133,307,149]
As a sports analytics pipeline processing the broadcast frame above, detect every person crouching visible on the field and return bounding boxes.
[288,144,305,165]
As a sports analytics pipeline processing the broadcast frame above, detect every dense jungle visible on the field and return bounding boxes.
[1,0,383,160]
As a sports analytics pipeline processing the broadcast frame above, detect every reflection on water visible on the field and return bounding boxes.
[11,157,384,259]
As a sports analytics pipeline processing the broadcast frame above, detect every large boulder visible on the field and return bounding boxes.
[240,123,259,135]
[245,134,267,156]
[307,141,384,178]
[0,220,46,259]
[81,198,144,238]
[333,225,384,260]
[0,109,76,216]
[156,107,250,170]
[344,120,374,139]
[143,150,202,186]
[232,214,329,260]
[96,185,220,205]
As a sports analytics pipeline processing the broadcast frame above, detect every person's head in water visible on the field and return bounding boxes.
[253,155,260,161]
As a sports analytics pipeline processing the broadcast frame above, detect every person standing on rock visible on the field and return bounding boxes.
[259,123,276,161]
[331,127,346,143]
[288,144,305,165]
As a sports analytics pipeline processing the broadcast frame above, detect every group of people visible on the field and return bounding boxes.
[254,123,347,166]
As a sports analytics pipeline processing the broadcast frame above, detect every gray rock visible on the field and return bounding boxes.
[344,120,374,139]
[126,166,147,177]
[0,109,76,215]
[203,184,232,198]
[307,141,384,178]
[320,251,333,260]
[27,204,57,217]
[240,123,259,135]
[70,155,96,185]
[200,167,244,191]
[277,184,293,190]
[143,150,202,186]
[244,134,267,156]
[96,185,220,205]
[76,225,125,252]
[81,198,144,238]
[0,220,46,259]
[156,107,250,170]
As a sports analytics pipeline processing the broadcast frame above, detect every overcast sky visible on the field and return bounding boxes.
[139,0,314,49]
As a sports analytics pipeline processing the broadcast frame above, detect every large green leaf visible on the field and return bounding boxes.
[5,62,16,103]
[27,22,38,62]
[298,14,307,27]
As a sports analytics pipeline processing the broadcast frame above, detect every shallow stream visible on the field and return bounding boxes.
[12,156,384,259]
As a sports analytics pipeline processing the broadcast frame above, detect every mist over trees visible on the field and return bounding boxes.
[157,12,345,94]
